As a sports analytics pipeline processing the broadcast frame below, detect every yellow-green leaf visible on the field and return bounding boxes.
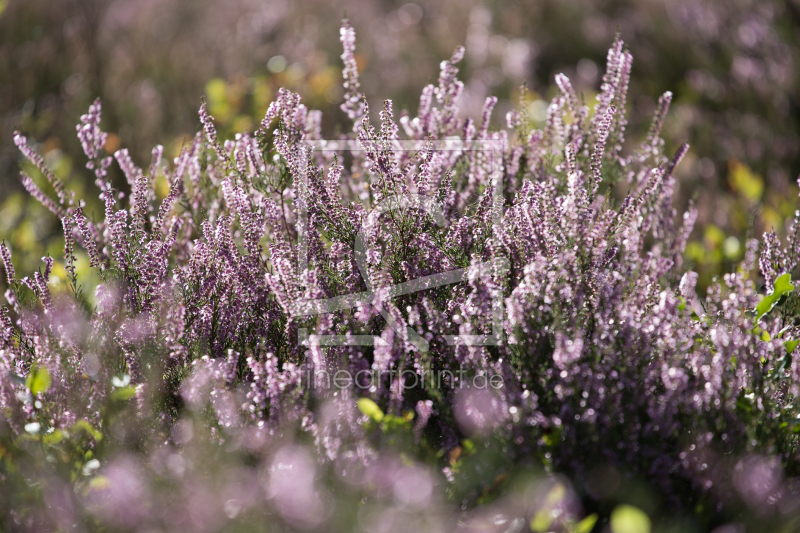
[572,514,599,533]
[462,439,476,455]
[205,78,227,105]
[704,224,725,248]
[530,511,552,532]
[729,159,763,201]
[755,273,794,321]
[42,430,64,445]
[785,339,799,355]
[610,505,651,533]
[89,475,110,490]
[111,386,137,401]
[26,366,51,396]
[357,398,384,422]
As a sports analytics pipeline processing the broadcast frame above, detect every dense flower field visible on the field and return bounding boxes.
[1,19,799,532]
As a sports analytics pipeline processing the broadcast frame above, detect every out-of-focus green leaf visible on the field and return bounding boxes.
[704,224,726,248]
[610,504,651,533]
[111,386,137,401]
[42,430,64,445]
[684,241,705,264]
[755,273,794,321]
[531,482,570,531]
[72,420,102,441]
[530,511,552,532]
[357,398,384,422]
[462,439,476,455]
[572,514,599,533]
[26,366,51,396]
[545,483,566,505]
[729,159,764,201]
[381,414,410,429]
[89,475,109,490]
[205,78,227,105]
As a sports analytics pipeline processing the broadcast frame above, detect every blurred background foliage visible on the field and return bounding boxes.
[1,0,800,297]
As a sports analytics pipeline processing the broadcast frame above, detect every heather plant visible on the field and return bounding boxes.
[1,18,800,532]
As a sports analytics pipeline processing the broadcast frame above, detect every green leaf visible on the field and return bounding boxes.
[89,475,110,490]
[72,420,102,441]
[704,224,725,247]
[572,514,599,533]
[462,439,476,456]
[785,339,799,355]
[610,505,651,533]
[357,398,384,422]
[26,366,51,396]
[111,386,137,401]
[729,159,764,201]
[755,273,795,321]
[530,511,552,532]
[43,430,64,445]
